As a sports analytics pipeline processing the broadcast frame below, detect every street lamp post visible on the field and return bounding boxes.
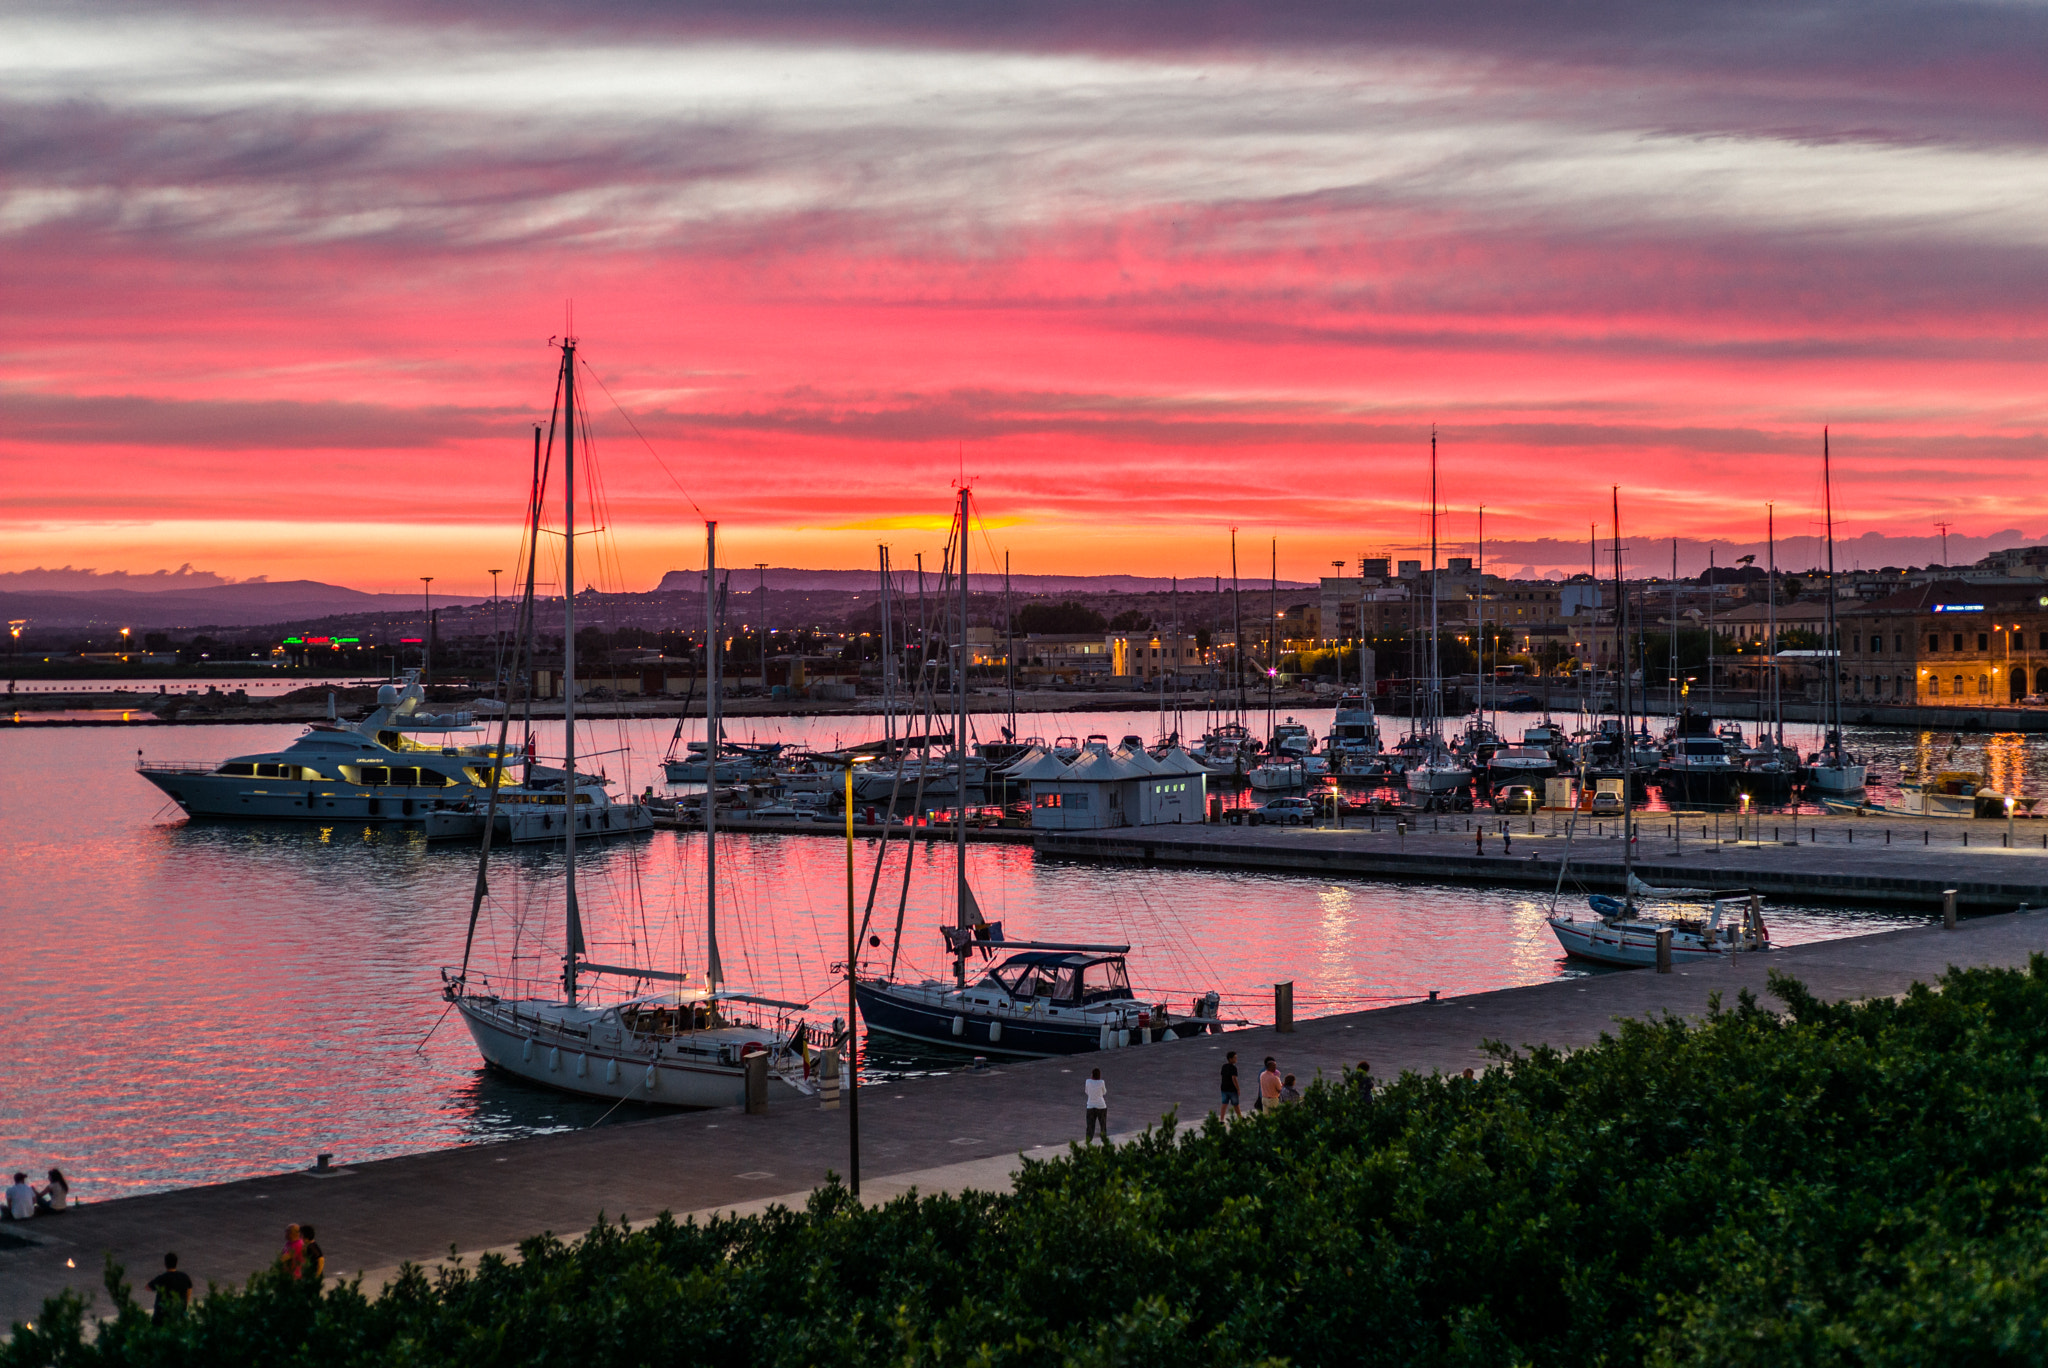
[420,576,435,688]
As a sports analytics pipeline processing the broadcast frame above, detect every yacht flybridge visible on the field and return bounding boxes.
[852,485,1233,1056]
[136,671,514,822]
[444,336,816,1108]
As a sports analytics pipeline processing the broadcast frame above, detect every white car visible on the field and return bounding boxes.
[1249,797,1315,826]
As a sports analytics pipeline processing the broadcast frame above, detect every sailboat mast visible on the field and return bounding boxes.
[1613,486,1633,893]
[1476,504,1485,728]
[1428,428,1440,740]
[705,521,724,992]
[1824,427,1841,756]
[1267,538,1276,739]
[1231,530,1244,724]
[878,544,893,748]
[954,485,971,987]
[1004,550,1015,745]
[1768,506,1779,748]
[561,340,583,1003]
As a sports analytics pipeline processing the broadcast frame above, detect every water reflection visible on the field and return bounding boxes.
[4,713,2029,1198]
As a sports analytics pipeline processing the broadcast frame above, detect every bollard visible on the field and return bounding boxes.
[744,1050,769,1114]
[1428,989,1440,1002]
[1209,796,1222,824]
[1475,827,1484,855]
[315,1153,333,1173]
[1943,889,1957,931]
[1274,981,1295,1033]
[819,1045,841,1110]
[1655,928,1672,974]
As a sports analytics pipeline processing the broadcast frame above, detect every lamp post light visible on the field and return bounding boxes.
[120,626,131,658]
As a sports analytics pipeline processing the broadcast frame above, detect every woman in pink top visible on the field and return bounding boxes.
[280,1224,305,1277]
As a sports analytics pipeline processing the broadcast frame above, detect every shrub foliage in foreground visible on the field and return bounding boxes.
[12,962,2048,1367]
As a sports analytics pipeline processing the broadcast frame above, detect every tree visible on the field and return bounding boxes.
[1107,609,1152,632]
[1014,601,1107,634]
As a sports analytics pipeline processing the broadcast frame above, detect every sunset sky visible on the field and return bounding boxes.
[6,1,2047,595]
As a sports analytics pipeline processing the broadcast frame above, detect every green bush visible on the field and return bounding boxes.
[13,962,2048,1366]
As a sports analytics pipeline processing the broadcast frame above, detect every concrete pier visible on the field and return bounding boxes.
[5,909,2045,1330]
[1038,812,2048,910]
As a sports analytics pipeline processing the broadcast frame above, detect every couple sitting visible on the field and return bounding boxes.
[3,1169,69,1220]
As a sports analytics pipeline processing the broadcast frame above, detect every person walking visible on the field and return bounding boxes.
[1351,1060,1376,1102]
[1219,1050,1242,1119]
[1257,1057,1282,1113]
[1279,1073,1303,1104]
[280,1224,305,1278]
[1083,1068,1109,1144]
[146,1254,193,1324]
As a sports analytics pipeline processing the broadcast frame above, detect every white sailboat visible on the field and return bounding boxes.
[443,338,817,1108]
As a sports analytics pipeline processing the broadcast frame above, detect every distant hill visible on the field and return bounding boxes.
[652,568,1316,595]
[0,580,482,630]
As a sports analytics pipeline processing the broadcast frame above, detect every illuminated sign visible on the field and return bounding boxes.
[1932,604,1985,613]
[283,636,304,644]
[333,637,361,644]
[399,637,424,644]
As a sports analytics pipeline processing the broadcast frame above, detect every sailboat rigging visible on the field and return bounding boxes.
[853,485,1232,1055]
[443,336,818,1106]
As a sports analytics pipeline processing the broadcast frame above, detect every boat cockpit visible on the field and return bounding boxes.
[979,951,1134,1007]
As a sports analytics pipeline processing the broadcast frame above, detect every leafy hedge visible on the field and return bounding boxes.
[13,961,2048,1366]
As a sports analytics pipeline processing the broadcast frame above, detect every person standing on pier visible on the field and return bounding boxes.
[280,1224,305,1278]
[1220,1051,1242,1119]
[300,1224,326,1281]
[1084,1068,1109,1143]
[1257,1057,1282,1112]
[146,1253,192,1324]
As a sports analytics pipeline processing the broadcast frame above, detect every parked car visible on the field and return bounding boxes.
[1248,796,1315,826]
[1490,784,1539,814]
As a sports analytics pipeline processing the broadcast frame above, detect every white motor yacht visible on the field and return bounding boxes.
[136,671,513,823]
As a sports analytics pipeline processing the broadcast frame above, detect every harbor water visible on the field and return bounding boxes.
[5,709,2037,1200]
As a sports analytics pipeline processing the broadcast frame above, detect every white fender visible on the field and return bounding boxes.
[521,1037,533,1063]
[1098,1024,1112,1050]
[548,1046,560,1072]
[1116,1028,1129,1048]
[989,1020,1002,1043]
[643,1064,658,1091]
[576,1053,588,1078]
[951,1014,965,1038]
[605,1058,619,1084]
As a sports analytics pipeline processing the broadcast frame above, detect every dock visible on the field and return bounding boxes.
[1034,812,2048,910]
[6,908,2046,1330]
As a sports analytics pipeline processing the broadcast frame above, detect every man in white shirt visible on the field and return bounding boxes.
[1084,1068,1109,1143]
[3,1173,35,1221]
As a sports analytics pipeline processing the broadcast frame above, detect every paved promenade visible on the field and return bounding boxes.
[5,909,2046,1329]
[1039,811,2048,909]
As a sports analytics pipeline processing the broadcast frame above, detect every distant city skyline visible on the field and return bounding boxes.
[8,3,2047,594]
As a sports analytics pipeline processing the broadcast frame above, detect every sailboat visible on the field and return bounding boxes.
[853,486,1232,1056]
[442,338,818,1107]
[1806,428,1867,794]
[1404,429,1473,799]
[1547,491,1773,966]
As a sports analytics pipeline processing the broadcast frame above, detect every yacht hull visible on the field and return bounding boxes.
[854,982,1209,1058]
[1547,917,1743,968]
[425,802,655,843]
[1403,766,1472,794]
[138,770,480,823]
[454,997,807,1108]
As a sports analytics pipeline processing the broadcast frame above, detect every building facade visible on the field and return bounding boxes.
[1840,582,2048,706]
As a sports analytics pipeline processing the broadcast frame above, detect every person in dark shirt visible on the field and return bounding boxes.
[1352,1059,1376,1101]
[1219,1051,1242,1119]
[300,1224,325,1281]
[146,1253,193,1323]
